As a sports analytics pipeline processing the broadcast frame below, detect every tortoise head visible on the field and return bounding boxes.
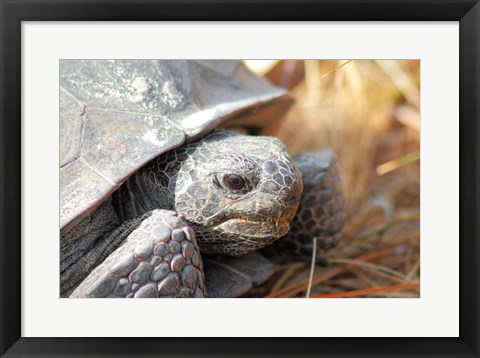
[166,130,303,256]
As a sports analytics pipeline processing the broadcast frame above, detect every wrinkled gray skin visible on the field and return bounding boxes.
[62,130,306,297]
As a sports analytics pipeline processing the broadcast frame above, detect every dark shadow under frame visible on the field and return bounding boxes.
[0,1,478,357]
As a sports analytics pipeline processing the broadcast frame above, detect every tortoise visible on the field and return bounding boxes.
[60,60,345,298]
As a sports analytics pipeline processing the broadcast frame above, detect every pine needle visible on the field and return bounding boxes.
[321,60,353,79]
[328,258,412,283]
[306,236,318,298]
[376,151,420,176]
[269,262,305,294]
[266,247,394,298]
[311,282,420,298]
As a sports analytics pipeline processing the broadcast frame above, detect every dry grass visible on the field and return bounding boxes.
[247,60,420,298]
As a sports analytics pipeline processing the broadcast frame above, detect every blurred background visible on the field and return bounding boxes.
[244,60,420,298]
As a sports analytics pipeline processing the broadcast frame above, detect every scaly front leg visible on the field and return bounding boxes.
[70,210,206,298]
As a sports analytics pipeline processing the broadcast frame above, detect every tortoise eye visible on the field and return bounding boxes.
[223,174,245,190]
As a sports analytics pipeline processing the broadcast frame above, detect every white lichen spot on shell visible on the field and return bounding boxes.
[130,77,150,103]
[161,81,183,108]
[142,130,167,147]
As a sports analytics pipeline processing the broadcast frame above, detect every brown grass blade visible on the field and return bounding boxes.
[310,282,420,298]
[266,247,394,298]
[321,60,353,79]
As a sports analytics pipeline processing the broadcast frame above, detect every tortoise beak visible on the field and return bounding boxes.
[205,191,298,239]
[215,218,290,239]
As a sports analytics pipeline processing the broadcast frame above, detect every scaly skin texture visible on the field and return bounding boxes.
[113,130,303,256]
[262,149,346,264]
[71,210,206,298]
[61,130,304,297]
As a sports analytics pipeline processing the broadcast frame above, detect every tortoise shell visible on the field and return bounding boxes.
[60,60,292,231]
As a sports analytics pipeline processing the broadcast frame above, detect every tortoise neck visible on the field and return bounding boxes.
[112,166,174,222]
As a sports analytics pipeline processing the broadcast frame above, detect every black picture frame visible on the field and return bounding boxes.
[1,1,478,357]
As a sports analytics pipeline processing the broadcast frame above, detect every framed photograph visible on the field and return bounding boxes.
[1,0,478,357]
